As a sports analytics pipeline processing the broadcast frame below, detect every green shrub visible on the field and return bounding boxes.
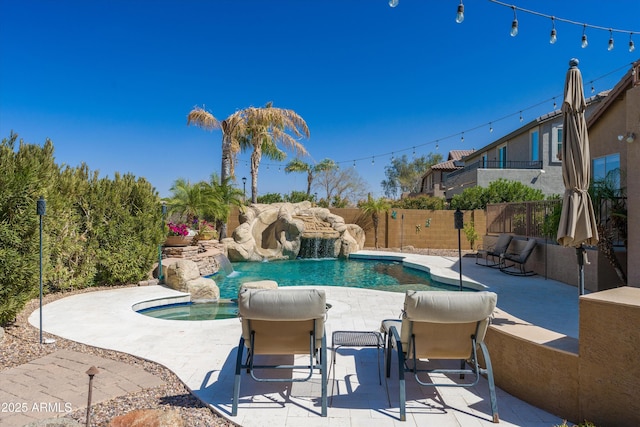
[0,134,164,324]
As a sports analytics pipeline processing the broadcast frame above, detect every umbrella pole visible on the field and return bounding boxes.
[577,245,585,295]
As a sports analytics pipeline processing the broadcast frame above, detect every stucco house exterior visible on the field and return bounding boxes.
[442,92,608,200]
[418,150,475,198]
[587,60,639,286]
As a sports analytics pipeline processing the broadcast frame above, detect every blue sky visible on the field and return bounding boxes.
[1,0,638,199]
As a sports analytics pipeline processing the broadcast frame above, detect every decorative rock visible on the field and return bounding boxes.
[186,277,220,302]
[108,408,184,427]
[224,202,364,262]
[165,259,200,289]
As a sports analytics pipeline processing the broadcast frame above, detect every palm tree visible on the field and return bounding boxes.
[202,173,245,239]
[359,194,392,249]
[285,158,337,196]
[164,178,209,225]
[186,107,245,184]
[239,102,310,203]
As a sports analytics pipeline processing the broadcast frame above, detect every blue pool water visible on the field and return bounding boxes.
[139,258,468,321]
[213,258,462,299]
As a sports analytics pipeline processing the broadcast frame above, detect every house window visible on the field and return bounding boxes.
[498,144,507,168]
[593,153,620,189]
[530,130,539,161]
[552,126,563,161]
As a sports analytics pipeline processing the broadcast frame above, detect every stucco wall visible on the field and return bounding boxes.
[485,287,640,425]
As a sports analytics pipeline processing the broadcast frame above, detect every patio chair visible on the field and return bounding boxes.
[476,234,513,268]
[232,288,328,417]
[381,290,499,423]
[499,238,537,276]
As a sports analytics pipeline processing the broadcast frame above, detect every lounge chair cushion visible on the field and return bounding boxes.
[403,290,497,323]
[384,290,497,359]
[238,288,326,352]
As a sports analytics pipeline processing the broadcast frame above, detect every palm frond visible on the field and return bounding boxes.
[186,107,220,130]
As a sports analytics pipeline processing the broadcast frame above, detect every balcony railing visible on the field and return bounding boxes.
[446,160,543,179]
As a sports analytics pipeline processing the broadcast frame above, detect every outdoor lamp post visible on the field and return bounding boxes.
[242,177,247,200]
[159,202,167,282]
[454,208,464,291]
[36,196,54,344]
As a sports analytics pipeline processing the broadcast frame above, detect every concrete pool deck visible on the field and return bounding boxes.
[23,252,578,426]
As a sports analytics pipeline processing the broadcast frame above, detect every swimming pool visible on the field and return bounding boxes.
[216,258,463,299]
[138,258,471,320]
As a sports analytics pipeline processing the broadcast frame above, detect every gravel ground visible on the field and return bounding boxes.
[1,248,470,426]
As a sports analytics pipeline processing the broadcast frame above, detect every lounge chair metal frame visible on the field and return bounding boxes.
[499,238,537,276]
[232,289,328,417]
[382,291,499,423]
[477,234,513,268]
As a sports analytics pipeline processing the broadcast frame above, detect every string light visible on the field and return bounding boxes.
[391,152,395,161]
[455,1,464,24]
[461,132,465,143]
[246,62,635,174]
[630,33,636,53]
[553,97,557,110]
[608,29,614,51]
[371,156,375,165]
[581,25,589,48]
[510,6,519,37]
[486,1,638,51]
[412,146,416,158]
[388,0,398,8]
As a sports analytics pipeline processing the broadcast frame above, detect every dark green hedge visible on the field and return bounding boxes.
[0,133,164,325]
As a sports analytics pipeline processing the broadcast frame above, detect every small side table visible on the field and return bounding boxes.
[330,331,384,404]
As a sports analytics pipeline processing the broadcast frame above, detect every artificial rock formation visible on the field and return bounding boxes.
[222,202,365,262]
[165,259,220,302]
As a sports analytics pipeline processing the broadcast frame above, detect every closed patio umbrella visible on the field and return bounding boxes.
[556,58,599,295]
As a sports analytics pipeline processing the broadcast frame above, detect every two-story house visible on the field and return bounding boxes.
[419,150,475,198]
[441,92,608,200]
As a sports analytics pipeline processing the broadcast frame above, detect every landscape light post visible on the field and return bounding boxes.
[242,177,247,201]
[454,208,464,291]
[37,196,45,344]
[159,202,167,282]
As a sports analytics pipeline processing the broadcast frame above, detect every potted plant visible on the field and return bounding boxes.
[164,222,191,246]
[196,220,218,241]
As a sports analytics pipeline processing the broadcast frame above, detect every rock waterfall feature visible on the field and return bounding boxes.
[222,202,365,262]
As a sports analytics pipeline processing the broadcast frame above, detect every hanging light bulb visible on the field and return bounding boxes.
[391,152,395,161]
[590,82,595,93]
[519,111,523,122]
[553,97,557,110]
[455,1,464,24]
[461,132,465,143]
[608,29,614,51]
[435,141,439,150]
[549,17,557,44]
[630,33,636,53]
[581,25,588,48]
[388,0,398,8]
[510,6,518,37]
[352,160,356,168]
[412,147,416,158]
[489,122,494,133]
[371,156,375,165]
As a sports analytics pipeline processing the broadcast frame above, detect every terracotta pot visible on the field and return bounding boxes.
[164,235,190,246]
